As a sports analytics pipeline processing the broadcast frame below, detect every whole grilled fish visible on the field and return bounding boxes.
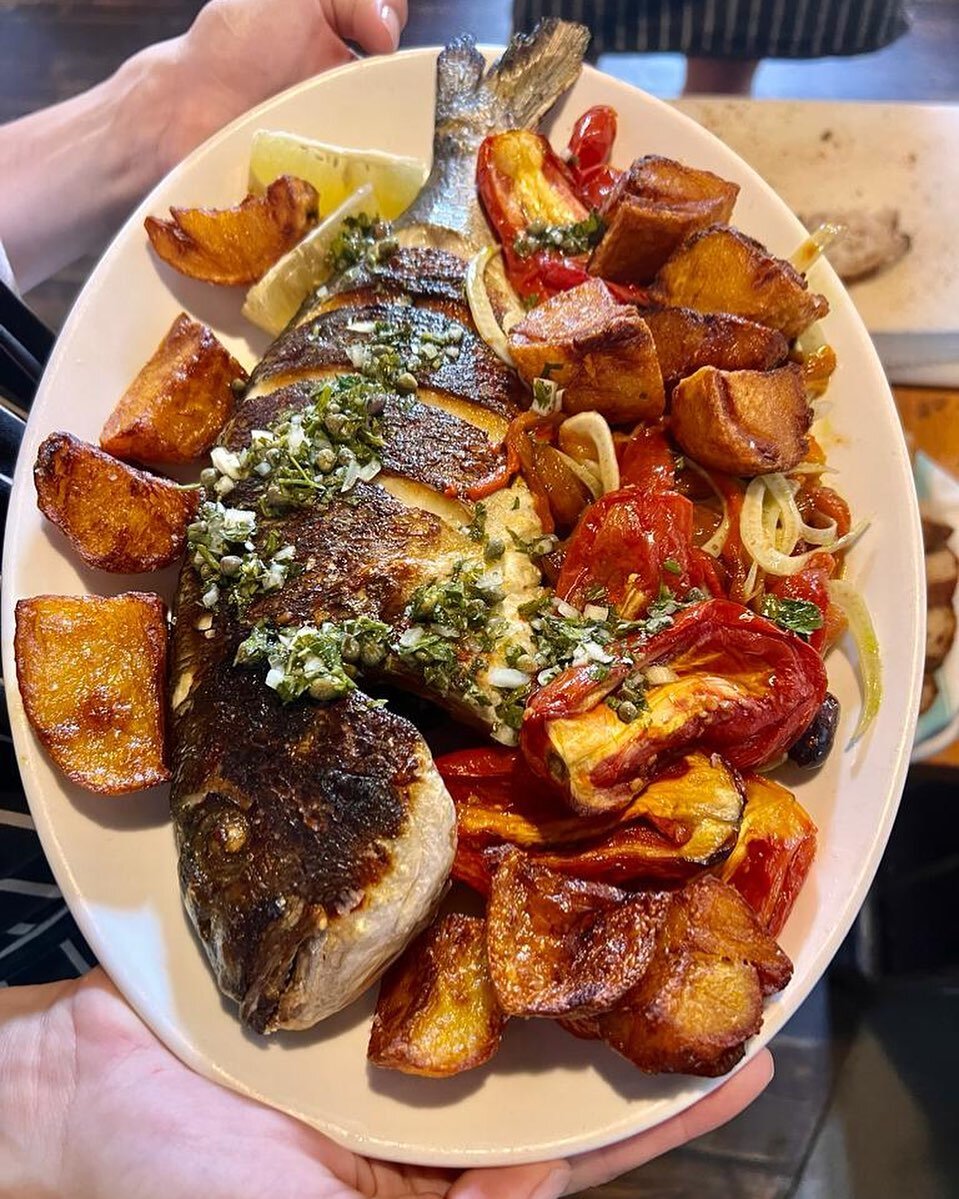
[170,21,590,1033]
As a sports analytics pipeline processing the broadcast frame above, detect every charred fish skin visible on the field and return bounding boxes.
[170,22,589,1033]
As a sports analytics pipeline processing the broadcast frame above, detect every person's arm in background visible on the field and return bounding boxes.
[0,0,406,292]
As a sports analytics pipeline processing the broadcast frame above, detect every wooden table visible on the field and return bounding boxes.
[894,385,959,768]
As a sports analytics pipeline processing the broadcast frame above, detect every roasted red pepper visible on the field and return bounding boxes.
[477,129,590,302]
[437,746,744,893]
[717,774,817,936]
[567,105,621,208]
[520,598,828,815]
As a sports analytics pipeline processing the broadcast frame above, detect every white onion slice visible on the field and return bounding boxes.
[684,460,729,558]
[791,222,845,275]
[828,578,882,745]
[645,664,678,686]
[466,246,514,365]
[740,475,869,576]
[488,667,531,689]
[558,412,621,496]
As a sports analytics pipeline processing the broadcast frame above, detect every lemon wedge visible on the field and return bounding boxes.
[242,185,377,335]
[249,130,427,220]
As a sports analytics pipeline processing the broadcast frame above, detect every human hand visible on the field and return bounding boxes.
[0,966,773,1199]
[163,0,409,168]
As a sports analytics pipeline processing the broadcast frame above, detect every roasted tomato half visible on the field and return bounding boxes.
[520,598,828,815]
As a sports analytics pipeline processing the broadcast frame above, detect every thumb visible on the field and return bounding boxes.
[327,0,407,54]
[447,1161,572,1199]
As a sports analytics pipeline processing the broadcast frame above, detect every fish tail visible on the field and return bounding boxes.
[486,19,592,130]
[396,21,589,247]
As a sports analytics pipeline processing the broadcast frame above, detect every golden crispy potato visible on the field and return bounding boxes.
[670,364,810,476]
[34,431,201,573]
[592,876,792,1076]
[651,225,829,340]
[508,278,665,423]
[590,156,739,284]
[368,914,506,1077]
[718,775,817,937]
[486,848,670,1017]
[144,175,319,285]
[15,593,170,794]
[641,305,789,391]
[100,313,247,464]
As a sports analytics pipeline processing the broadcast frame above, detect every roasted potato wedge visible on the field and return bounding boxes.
[717,775,817,937]
[591,876,792,1076]
[486,848,670,1017]
[590,156,739,283]
[670,364,810,476]
[144,175,319,285]
[368,914,506,1077]
[641,305,789,391]
[14,593,170,794]
[508,278,665,423]
[651,225,829,340]
[101,313,247,464]
[34,431,201,573]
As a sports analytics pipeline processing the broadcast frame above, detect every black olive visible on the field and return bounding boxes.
[788,692,841,768]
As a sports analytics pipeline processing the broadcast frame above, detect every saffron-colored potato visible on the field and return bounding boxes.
[670,364,811,477]
[34,432,201,573]
[651,224,829,340]
[508,278,665,422]
[144,175,319,286]
[368,914,506,1077]
[641,305,789,391]
[14,593,170,794]
[100,313,247,464]
[486,848,670,1017]
[589,876,792,1076]
[590,155,739,284]
[717,774,817,936]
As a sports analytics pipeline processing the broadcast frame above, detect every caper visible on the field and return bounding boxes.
[616,700,639,723]
[219,554,243,577]
[484,538,505,562]
[396,371,418,394]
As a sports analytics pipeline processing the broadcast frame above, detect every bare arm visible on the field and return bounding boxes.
[0,0,407,292]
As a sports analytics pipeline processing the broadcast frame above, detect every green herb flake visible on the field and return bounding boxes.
[513,211,605,259]
[662,557,682,576]
[760,595,824,637]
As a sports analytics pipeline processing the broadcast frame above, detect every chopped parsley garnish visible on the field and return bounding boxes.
[202,375,385,516]
[760,595,824,637]
[662,557,682,576]
[342,316,463,394]
[513,211,605,259]
[327,213,394,275]
[187,501,297,611]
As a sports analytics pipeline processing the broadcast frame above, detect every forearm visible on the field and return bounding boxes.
[0,40,184,292]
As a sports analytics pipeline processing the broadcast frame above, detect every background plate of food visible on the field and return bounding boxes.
[1,27,924,1166]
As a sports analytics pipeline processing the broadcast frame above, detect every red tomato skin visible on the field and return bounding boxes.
[568,105,617,176]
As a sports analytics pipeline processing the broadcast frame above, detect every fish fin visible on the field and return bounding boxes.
[486,19,591,130]
[433,34,487,125]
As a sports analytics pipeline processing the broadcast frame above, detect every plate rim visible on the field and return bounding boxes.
[1,46,926,1166]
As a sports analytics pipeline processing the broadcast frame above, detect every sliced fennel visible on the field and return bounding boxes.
[828,578,882,745]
